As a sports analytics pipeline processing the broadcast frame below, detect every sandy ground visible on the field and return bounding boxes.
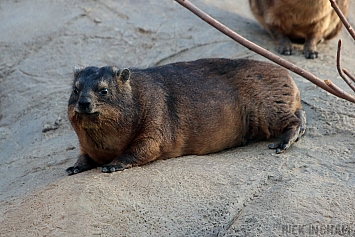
[1,0,355,236]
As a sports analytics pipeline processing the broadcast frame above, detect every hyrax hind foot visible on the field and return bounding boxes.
[268,110,306,154]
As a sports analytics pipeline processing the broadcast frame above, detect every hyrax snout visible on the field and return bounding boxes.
[249,0,349,59]
[67,58,306,175]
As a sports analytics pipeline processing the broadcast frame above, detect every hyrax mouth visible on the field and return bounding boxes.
[74,106,99,115]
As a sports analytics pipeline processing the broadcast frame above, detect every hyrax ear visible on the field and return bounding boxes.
[114,68,130,83]
[73,66,84,79]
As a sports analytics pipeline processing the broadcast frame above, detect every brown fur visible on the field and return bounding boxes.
[249,0,349,59]
[66,58,306,175]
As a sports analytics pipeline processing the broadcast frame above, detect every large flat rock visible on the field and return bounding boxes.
[1,0,354,236]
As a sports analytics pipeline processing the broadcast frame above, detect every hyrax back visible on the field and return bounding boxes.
[67,58,306,175]
[249,0,349,59]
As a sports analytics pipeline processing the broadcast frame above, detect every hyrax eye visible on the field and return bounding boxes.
[99,88,108,95]
[73,87,79,95]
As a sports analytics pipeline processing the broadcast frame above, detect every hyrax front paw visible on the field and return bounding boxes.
[277,42,292,56]
[66,154,97,175]
[275,34,293,55]
[101,163,132,173]
[66,166,87,175]
[304,49,318,59]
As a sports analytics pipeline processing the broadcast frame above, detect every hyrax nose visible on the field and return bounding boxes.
[78,97,91,109]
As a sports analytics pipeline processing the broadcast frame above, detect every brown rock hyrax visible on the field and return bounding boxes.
[66,58,306,175]
[249,0,349,59]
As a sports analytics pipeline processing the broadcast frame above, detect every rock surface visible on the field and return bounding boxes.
[0,0,355,236]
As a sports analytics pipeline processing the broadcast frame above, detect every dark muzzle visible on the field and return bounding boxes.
[77,97,94,113]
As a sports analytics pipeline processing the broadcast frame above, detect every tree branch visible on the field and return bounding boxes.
[329,0,355,41]
[336,39,355,92]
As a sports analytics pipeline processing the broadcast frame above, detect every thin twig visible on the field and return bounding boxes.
[336,39,355,92]
[329,0,355,41]
[330,0,355,93]
[343,69,355,84]
[175,0,355,103]
[324,79,348,100]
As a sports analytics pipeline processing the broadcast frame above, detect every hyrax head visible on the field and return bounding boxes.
[69,66,131,114]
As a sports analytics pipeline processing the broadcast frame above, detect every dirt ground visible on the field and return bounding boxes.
[1,0,355,236]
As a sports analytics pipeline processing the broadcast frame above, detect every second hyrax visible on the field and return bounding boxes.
[249,0,349,59]
[66,58,306,175]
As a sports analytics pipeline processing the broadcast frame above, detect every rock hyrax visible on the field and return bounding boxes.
[249,0,349,59]
[66,58,306,175]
